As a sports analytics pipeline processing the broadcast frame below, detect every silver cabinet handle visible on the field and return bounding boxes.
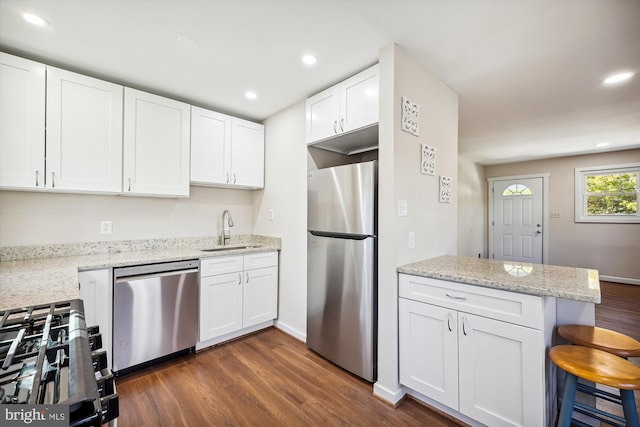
[238,272,242,285]
[536,230,542,234]
[233,173,237,184]
[245,272,249,283]
[51,171,56,188]
[446,293,467,301]
[340,118,344,132]
[35,170,40,187]
[462,316,469,336]
[447,312,454,332]
[128,178,131,192]
[333,120,338,134]
[226,172,230,184]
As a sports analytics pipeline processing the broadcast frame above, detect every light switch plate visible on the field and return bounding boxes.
[550,212,561,218]
[397,200,408,217]
[408,231,415,248]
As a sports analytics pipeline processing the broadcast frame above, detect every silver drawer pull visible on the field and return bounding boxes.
[446,293,467,301]
[447,312,454,332]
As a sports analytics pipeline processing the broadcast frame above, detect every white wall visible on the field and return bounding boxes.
[0,186,253,246]
[482,149,640,282]
[252,101,308,340]
[458,155,486,258]
[374,44,458,403]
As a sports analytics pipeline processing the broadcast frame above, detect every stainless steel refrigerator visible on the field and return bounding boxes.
[307,160,377,382]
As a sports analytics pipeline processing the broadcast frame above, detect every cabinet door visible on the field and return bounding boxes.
[230,118,264,188]
[305,86,339,143]
[46,67,123,193]
[0,53,45,189]
[190,106,231,185]
[399,298,459,409]
[123,88,190,197]
[340,64,379,133]
[199,271,243,341]
[458,313,544,427]
[242,266,278,328]
[78,269,113,367]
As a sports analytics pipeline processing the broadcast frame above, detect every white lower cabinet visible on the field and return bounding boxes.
[399,273,553,427]
[199,251,278,345]
[78,269,113,367]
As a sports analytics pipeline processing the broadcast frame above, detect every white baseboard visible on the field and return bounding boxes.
[196,320,274,351]
[274,320,306,342]
[600,275,640,285]
[373,382,405,405]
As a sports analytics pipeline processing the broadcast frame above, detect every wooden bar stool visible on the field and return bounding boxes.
[558,325,640,408]
[550,345,640,427]
[558,325,640,358]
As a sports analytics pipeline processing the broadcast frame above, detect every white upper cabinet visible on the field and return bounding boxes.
[123,88,191,197]
[306,63,379,151]
[341,65,379,133]
[231,118,264,189]
[190,106,264,189]
[0,53,46,189]
[306,86,340,143]
[190,106,231,185]
[46,67,123,193]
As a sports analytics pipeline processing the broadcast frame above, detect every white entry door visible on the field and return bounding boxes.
[492,177,543,263]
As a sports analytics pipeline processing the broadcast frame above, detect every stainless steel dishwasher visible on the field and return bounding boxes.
[113,259,199,373]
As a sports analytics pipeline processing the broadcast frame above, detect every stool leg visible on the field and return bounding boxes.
[558,372,578,427]
[620,389,639,427]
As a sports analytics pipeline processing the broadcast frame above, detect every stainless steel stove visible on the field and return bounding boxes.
[0,299,118,426]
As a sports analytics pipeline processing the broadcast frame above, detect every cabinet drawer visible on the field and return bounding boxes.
[244,251,278,270]
[201,256,243,277]
[399,274,543,329]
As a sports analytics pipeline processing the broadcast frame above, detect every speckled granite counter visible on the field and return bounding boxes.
[397,255,600,303]
[0,235,280,311]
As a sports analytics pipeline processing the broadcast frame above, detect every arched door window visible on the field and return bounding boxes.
[502,184,533,196]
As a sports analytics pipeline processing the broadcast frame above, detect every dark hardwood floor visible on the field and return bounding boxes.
[593,281,640,422]
[595,281,640,341]
[115,327,462,427]
[115,281,639,426]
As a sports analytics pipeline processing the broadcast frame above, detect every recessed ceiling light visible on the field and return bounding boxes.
[603,71,634,85]
[302,54,317,66]
[245,91,257,100]
[596,142,611,148]
[177,35,198,49]
[23,12,48,27]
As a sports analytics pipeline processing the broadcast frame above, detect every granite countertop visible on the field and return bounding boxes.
[397,255,600,303]
[0,235,280,311]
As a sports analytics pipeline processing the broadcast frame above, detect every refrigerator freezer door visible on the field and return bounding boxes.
[307,232,377,381]
[307,161,376,236]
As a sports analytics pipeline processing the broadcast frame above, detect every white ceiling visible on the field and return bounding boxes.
[1,0,638,165]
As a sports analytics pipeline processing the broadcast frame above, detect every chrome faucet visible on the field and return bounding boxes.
[222,210,234,245]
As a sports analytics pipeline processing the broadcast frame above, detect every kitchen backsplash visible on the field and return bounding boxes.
[0,234,281,261]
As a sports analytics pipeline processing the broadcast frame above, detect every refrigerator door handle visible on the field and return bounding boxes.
[309,230,372,240]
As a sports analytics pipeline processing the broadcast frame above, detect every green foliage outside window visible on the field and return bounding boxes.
[586,173,637,215]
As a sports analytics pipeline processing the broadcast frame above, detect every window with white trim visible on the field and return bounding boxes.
[575,163,639,223]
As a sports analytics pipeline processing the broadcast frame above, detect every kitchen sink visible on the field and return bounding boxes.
[200,245,261,252]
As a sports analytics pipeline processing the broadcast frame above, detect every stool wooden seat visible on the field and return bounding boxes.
[550,345,640,427]
[558,324,640,358]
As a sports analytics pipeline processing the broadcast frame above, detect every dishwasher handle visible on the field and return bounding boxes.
[115,268,199,283]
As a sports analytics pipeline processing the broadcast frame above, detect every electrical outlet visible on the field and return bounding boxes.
[408,231,415,248]
[268,208,274,221]
[100,220,112,235]
[397,200,408,217]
